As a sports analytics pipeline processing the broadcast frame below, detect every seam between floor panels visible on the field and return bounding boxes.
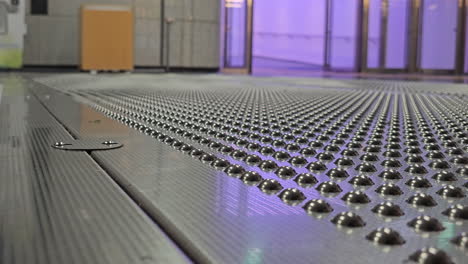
[27,78,208,264]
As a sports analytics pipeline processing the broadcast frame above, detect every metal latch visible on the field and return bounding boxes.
[52,140,123,151]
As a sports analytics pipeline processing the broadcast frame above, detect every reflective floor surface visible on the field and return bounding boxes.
[250,59,468,84]
[1,73,467,263]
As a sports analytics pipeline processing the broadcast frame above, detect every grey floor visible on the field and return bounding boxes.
[30,72,468,94]
[2,73,467,264]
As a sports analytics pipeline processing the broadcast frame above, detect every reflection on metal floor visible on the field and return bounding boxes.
[2,73,468,263]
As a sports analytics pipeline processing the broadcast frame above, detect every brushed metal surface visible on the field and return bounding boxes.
[32,73,468,264]
[0,75,190,264]
[51,139,123,151]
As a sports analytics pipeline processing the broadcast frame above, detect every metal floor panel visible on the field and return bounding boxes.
[0,75,190,264]
[31,73,468,264]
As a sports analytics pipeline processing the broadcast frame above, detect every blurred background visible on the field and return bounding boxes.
[1,0,468,80]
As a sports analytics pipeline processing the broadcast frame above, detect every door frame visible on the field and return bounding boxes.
[416,0,466,74]
[362,0,413,73]
[221,0,468,75]
[234,0,333,72]
[362,0,467,74]
[325,0,364,71]
[222,0,364,74]
[221,0,253,74]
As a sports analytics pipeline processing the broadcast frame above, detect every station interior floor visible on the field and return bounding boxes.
[1,72,467,264]
[251,56,468,83]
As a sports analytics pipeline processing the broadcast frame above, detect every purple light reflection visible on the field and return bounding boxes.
[252,0,360,72]
[227,0,464,72]
[329,0,359,69]
[225,0,247,67]
[253,0,326,67]
[367,0,381,68]
[215,169,304,216]
[420,0,458,70]
[217,142,357,211]
[386,0,409,69]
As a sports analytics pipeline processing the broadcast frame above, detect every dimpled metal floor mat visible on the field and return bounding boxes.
[34,74,468,264]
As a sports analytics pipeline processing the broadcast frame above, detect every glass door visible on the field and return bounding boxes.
[326,0,361,70]
[364,0,410,71]
[366,0,382,69]
[251,0,327,75]
[223,0,253,74]
[386,0,410,69]
[418,0,460,73]
[222,0,468,75]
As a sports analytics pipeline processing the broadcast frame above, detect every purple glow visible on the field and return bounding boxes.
[367,0,381,68]
[465,7,468,72]
[253,0,326,67]
[252,0,361,71]
[329,0,359,69]
[225,0,463,73]
[225,0,247,67]
[368,0,409,69]
[420,0,457,70]
[386,0,409,69]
